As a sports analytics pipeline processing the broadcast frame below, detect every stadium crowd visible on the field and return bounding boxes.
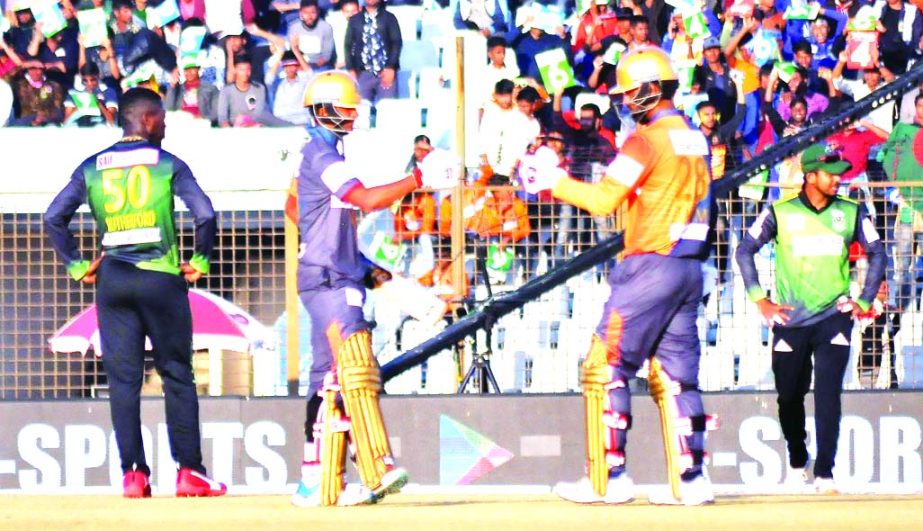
[2,0,922,365]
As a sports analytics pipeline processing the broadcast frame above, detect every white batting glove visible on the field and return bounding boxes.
[520,146,567,195]
[418,148,460,190]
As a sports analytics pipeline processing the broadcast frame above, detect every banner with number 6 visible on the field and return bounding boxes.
[846,31,878,70]
[535,48,576,94]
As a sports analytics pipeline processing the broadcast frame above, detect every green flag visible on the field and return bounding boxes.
[683,12,710,40]
[783,1,820,20]
[603,41,626,65]
[535,48,576,94]
[486,244,514,273]
[738,170,769,201]
[77,8,108,48]
[369,231,406,271]
[32,0,68,38]
[774,62,798,84]
[69,90,101,117]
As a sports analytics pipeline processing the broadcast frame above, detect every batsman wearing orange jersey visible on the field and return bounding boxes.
[521,47,716,505]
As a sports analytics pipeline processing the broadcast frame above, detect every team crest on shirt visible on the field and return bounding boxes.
[831,209,846,233]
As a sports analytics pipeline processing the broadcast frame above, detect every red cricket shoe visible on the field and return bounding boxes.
[176,468,227,497]
[123,470,152,498]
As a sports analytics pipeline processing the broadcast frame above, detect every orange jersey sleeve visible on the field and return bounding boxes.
[554,113,711,257]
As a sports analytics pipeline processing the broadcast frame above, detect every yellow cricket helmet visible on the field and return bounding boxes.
[608,46,678,96]
[303,70,362,134]
[609,47,678,122]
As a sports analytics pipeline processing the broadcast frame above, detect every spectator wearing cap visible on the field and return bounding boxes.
[64,62,118,126]
[288,0,334,75]
[11,56,64,126]
[450,0,512,37]
[695,36,738,126]
[268,50,310,124]
[876,0,923,75]
[344,0,401,102]
[165,54,218,123]
[326,0,359,69]
[216,52,286,127]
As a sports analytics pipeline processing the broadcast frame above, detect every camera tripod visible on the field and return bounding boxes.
[457,243,502,394]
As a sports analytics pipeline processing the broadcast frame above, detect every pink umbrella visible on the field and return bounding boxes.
[48,289,271,356]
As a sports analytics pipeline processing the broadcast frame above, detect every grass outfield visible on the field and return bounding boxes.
[3,494,923,530]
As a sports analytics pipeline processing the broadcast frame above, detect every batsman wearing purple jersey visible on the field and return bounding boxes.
[290,71,452,507]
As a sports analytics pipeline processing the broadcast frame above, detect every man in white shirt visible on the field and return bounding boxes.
[289,0,336,74]
[480,81,542,182]
[479,35,519,112]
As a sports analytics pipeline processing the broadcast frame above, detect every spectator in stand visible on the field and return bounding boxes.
[78,32,121,90]
[573,0,619,57]
[826,119,889,200]
[876,0,923,75]
[772,65,829,123]
[551,94,616,260]
[613,7,635,45]
[450,0,511,37]
[289,0,334,75]
[625,0,668,45]
[740,63,773,158]
[899,79,923,124]
[472,175,531,282]
[394,190,437,245]
[782,3,846,63]
[111,0,176,85]
[64,62,118,126]
[220,30,248,86]
[695,36,737,126]
[344,0,401,102]
[5,3,36,57]
[791,40,829,97]
[28,23,79,90]
[208,1,286,86]
[326,0,359,69]
[478,35,519,115]
[405,133,434,174]
[479,78,516,181]
[723,13,762,106]
[177,19,225,89]
[165,55,219,123]
[833,52,896,134]
[11,55,64,126]
[217,53,286,127]
[486,84,541,183]
[627,15,653,50]
[272,0,303,34]
[268,50,310,124]
[511,20,571,82]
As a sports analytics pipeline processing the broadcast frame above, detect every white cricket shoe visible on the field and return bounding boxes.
[553,474,634,504]
[372,467,409,501]
[814,477,839,495]
[291,480,375,507]
[648,474,715,506]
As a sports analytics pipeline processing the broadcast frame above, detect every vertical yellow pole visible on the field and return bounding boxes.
[285,179,301,395]
[451,36,467,384]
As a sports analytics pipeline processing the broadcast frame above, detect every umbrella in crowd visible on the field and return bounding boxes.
[48,289,272,356]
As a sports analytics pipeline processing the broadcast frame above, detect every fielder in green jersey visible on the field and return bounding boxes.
[736,142,887,494]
